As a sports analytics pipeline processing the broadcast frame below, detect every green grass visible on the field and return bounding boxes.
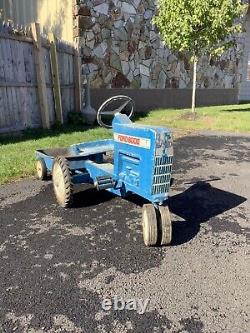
[137,104,250,133]
[0,126,112,185]
[0,103,250,185]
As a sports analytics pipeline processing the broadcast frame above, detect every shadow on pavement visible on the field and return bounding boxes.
[169,182,247,245]
[72,181,247,246]
[73,186,115,208]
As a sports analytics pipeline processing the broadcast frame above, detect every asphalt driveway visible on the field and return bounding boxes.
[0,133,249,333]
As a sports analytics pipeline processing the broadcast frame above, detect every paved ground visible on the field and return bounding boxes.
[0,134,249,333]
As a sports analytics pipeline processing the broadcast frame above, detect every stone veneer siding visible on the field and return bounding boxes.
[73,0,244,90]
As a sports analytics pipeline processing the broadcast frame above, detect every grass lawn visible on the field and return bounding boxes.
[0,103,249,185]
[137,103,250,133]
[0,126,112,185]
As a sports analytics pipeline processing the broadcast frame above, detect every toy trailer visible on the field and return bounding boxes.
[35,113,174,247]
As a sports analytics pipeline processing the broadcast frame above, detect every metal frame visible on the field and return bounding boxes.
[35,114,173,205]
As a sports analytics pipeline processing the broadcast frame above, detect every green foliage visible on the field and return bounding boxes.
[153,0,247,57]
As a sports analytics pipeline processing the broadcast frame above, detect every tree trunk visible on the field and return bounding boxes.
[192,56,198,113]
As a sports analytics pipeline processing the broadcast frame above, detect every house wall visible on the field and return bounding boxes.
[74,0,244,96]
[0,0,73,41]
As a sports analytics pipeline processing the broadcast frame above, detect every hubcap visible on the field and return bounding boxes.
[143,209,150,244]
[53,163,66,203]
[37,161,42,178]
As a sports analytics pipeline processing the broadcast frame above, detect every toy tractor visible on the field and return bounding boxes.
[35,97,173,246]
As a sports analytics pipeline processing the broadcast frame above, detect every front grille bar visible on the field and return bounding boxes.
[152,155,173,195]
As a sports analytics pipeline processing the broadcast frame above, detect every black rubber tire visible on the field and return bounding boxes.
[142,204,158,246]
[170,177,174,187]
[36,159,47,180]
[52,157,73,208]
[158,206,172,245]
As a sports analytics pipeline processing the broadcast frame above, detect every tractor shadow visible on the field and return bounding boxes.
[73,185,115,208]
[126,181,246,246]
[71,181,246,246]
[168,182,247,245]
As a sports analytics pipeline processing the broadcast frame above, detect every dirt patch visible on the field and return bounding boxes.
[179,111,200,121]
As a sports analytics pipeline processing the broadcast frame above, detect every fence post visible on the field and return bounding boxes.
[48,32,63,124]
[31,22,50,129]
[73,46,81,113]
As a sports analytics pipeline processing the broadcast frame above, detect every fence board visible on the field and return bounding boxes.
[64,53,70,119]
[31,22,50,129]
[0,22,81,133]
[48,32,63,124]
[2,87,11,128]
[15,39,27,128]
[29,87,40,127]
[3,38,13,81]
[4,38,17,127]
[0,88,6,127]
[23,42,38,127]
[17,39,29,128]
[42,46,55,124]
[8,40,16,126]
[68,53,74,112]
[73,48,81,113]
[0,40,5,81]
[0,40,9,128]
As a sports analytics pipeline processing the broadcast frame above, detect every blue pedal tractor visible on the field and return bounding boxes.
[35,97,174,247]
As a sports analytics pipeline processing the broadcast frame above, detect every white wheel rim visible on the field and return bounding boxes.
[36,161,43,178]
[53,163,66,203]
[159,207,172,245]
[143,209,150,245]
[142,207,158,246]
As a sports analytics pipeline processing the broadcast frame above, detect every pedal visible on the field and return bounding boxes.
[94,176,114,190]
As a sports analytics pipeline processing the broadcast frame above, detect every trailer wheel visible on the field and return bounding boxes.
[36,159,47,180]
[52,157,73,208]
[158,206,172,245]
[142,204,158,246]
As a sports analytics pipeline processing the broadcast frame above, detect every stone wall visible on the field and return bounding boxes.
[73,0,244,90]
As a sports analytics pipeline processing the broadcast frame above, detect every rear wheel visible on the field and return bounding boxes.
[52,157,73,208]
[158,206,172,245]
[142,204,158,246]
[36,159,47,180]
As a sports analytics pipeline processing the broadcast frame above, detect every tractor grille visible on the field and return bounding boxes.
[152,155,173,195]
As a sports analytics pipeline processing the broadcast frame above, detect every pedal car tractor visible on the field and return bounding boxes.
[35,97,174,247]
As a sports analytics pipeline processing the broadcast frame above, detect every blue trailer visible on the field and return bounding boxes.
[35,113,173,246]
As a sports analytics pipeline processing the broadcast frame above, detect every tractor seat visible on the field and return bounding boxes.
[70,139,114,157]
[78,145,114,156]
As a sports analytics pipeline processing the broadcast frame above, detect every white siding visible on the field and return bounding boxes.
[0,0,73,42]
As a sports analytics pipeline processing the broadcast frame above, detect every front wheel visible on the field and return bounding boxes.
[52,157,73,208]
[158,206,172,245]
[36,159,47,180]
[142,204,172,247]
[142,204,158,246]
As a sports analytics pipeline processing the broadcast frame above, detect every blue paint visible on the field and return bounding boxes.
[35,114,173,205]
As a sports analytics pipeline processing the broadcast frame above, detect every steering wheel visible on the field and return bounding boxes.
[97,95,135,128]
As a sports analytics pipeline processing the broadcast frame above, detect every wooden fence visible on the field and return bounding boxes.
[0,22,81,133]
